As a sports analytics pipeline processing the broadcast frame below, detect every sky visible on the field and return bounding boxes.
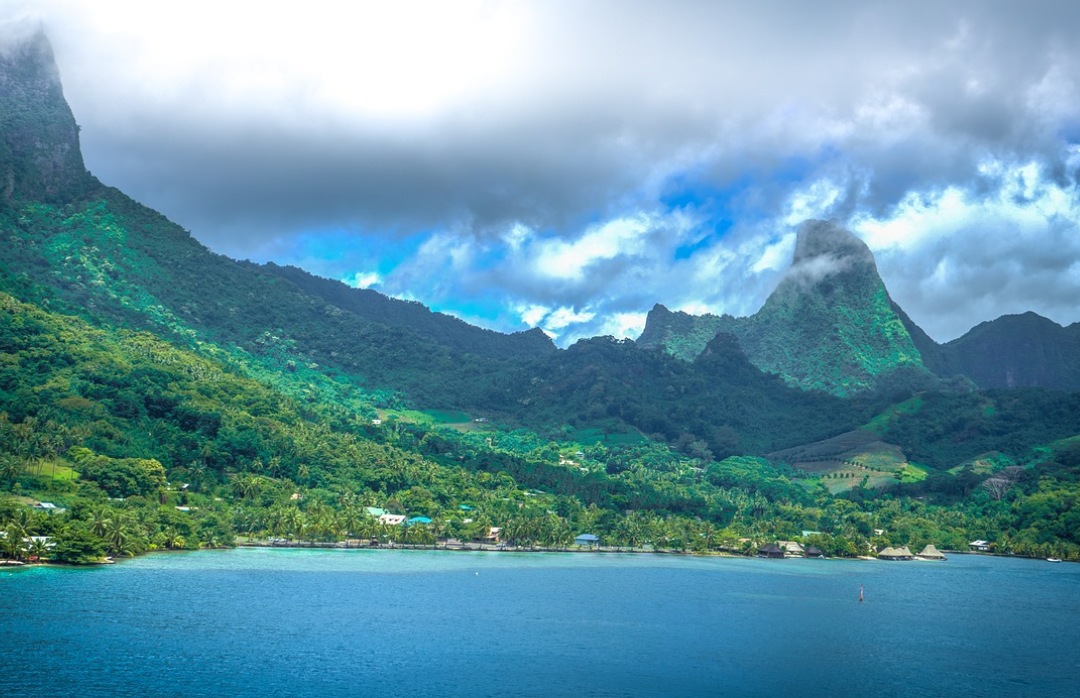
[5,0,1080,345]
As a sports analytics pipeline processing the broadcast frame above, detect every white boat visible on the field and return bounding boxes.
[1047,557,1063,563]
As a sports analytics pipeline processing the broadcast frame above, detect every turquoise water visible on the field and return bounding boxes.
[2,550,1079,697]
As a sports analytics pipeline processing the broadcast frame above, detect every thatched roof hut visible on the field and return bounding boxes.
[758,543,785,558]
[878,546,914,560]
[804,545,824,558]
[779,541,804,557]
[916,544,946,560]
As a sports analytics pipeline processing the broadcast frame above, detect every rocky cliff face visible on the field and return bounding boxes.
[0,30,94,204]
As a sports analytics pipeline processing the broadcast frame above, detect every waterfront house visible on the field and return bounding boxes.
[804,545,825,558]
[575,533,599,548]
[969,540,991,552]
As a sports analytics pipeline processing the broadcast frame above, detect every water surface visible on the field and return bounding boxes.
[2,549,1078,697]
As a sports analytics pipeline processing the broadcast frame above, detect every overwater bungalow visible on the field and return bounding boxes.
[877,546,914,561]
[779,541,805,557]
[757,543,785,559]
[916,544,947,560]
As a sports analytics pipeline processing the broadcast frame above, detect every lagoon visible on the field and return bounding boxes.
[2,549,1079,697]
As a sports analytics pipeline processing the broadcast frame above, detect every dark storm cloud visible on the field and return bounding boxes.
[7,0,1080,342]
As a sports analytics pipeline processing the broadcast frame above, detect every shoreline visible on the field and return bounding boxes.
[6,540,1071,569]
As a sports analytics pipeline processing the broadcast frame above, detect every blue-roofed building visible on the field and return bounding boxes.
[575,533,599,548]
[408,516,432,525]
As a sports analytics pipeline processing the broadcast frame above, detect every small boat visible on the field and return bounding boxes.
[1047,557,1063,563]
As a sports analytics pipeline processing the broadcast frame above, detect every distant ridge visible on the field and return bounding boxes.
[938,312,1080,390]
[261,262,556,359]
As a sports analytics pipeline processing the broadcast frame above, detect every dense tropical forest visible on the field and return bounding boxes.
[3,31,1080,566]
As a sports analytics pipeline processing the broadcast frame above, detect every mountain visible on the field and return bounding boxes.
[5,32,1080,564]
[639,220,934,396]
[936,313,1080,390]
[638,220,1080,395]
[0,33,554,410]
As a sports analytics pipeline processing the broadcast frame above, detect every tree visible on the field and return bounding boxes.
[0,454,23,487]
[52,523,107,564]
[27,536,51,561]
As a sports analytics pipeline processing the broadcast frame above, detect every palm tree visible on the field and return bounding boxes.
[0,454,23,487]
[89,507,112,538]
[27,537,51,562]
[162,526,187,550]
[340,506,362,545]
[699,521,719,552]
[186,460,209,492]
[104,515,137,557]
[1,517,28,561]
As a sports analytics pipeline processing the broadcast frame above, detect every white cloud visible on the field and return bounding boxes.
[783,179,844,227]
[532,214,655,280]
[343,271,381,289]
[544,306,595,330]
[516,303,549,327]
[751,234,796,273]
[852,158,1080,340]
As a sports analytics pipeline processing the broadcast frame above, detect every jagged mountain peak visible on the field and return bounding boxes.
[0,29,94,204]
[791,219,875,267]
[774,219,879,299]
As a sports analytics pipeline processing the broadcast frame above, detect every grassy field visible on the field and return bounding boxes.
[25,461,79,482]
[949,452,1012,475]
[772,428,913,493]
[375,408,495,433]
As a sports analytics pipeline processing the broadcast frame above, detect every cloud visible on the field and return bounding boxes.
[853,157,1080,341]
[344,271,382,290]
[5,1,1080,345]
